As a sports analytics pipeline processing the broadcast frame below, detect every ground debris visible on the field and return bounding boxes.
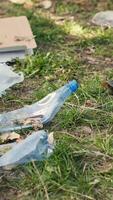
[96,160,113,173]
[85,99,97,108]
[71,126,93,138]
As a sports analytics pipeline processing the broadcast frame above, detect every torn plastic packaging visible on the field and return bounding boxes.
[0,80,79,133]
[0,130,54,167]
[0,63,24,96]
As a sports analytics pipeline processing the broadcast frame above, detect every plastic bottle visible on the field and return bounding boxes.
[0,130,54,167]
[0,80,79,132]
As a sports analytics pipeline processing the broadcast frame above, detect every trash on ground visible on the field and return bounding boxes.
[91,11,113,27]
[0,63,24,96]
[0,16,37,62]
[0,130,54,167]
[0,80,79,133]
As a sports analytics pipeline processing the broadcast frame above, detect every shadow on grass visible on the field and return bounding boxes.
[6,3,113,52]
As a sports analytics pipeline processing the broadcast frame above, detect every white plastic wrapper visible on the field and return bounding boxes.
[0,63,24,96]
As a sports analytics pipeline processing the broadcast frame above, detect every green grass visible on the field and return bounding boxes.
[1,1,113,199]
[55,1,80,15]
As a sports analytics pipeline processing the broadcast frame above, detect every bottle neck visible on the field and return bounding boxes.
[57,84,72,101]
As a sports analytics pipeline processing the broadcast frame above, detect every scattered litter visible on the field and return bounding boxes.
[0,16,37,62]
[0,63,24,96]
[0,130,54,167]
[0,80,79,133]
[92,11,113,27]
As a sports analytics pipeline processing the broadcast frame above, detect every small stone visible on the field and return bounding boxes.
[92,11,113,27]
[41,0,52,9]
[81,126,92,135]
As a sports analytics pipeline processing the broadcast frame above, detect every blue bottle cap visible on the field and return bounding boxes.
[68,80,79,93]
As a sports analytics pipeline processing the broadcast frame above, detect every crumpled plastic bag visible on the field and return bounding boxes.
[0,130,54,167]
[0,63,24,96]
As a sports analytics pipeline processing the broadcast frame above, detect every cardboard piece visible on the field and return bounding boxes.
[0,16,37,61]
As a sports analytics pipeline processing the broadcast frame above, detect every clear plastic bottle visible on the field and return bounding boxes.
[0,80,79,132]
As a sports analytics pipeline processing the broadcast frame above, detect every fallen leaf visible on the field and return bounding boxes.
[0,132,20,143]
[48,132,54,145]
[23,117,43,130]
